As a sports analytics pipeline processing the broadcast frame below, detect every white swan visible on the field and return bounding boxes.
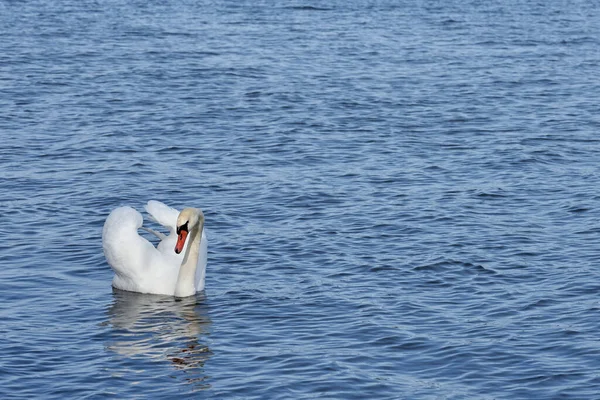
[102,200,208,297]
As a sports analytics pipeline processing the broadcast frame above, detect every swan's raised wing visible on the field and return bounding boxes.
[145,200,179,232]
[145,200,183,255]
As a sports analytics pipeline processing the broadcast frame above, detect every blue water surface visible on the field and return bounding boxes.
[2,0,600,398]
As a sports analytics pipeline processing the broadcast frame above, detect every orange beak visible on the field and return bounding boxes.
[175,229,188,254]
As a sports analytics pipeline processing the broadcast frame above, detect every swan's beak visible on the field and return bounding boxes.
[175,228,188,254]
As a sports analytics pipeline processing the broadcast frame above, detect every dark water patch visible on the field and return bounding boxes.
[282,6,333,11]
[413,259,497,275]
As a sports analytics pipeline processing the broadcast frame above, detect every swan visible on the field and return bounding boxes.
[102,200,208,297]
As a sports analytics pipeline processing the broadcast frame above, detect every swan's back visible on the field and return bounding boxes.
[103,206,176,293]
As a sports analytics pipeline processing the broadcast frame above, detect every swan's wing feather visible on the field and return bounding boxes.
[140,226,166,240]
[145,200,179,231]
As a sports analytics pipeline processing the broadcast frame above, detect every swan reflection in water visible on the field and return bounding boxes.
[105,288,212,388]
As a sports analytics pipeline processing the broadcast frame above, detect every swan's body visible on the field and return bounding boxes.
[102,201,207,297]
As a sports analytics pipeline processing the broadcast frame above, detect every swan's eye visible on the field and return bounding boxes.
[176,221,189,235]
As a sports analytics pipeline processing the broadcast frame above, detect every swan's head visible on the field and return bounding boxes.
[175,208,204,254]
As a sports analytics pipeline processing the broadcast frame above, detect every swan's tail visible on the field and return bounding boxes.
[145,200,179,231]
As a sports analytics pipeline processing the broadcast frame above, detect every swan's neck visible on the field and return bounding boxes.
[174,220,204,297]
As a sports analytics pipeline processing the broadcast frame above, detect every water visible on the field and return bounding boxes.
[2,0,600,398]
